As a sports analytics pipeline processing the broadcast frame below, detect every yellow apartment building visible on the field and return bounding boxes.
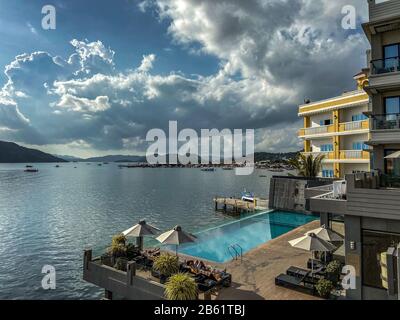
[298,72,371,178]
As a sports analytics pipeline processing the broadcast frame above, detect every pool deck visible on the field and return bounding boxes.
[215,220,321,300]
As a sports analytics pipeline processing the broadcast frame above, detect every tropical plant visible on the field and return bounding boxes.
[315,279,334,298]
[165,273,198,300]
[152,253,180,278]
[111,234,127,246]
[288,153,325,178]
[107,234,128,259]
[107,243,127,258]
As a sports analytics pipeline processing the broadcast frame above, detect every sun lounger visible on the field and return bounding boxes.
[275,273,316,295]
[286,266,325,282]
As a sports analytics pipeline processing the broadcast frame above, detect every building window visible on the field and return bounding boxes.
[362,230,400,289]
[322,170,334,178]
[384,44,400,71]
[352,114,368,122]
[384,149,400,176]
[321,144,334,152]
[352,142,369,151]
[384,97,400,115]
[319,119,332,126]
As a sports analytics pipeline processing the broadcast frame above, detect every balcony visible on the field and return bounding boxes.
[371,57,400,75]
[298,125,335,137]
[339,150,370,161]
[370,114,400,144]
[369,57,400,90]
[308,172,400,220]
[339,120,369,132]
[373,114,400,130]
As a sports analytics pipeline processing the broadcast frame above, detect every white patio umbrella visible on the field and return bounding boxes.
[385,151,400,159]
[289,233,336,279]
[305,225,344,243]
[122,219,160,250]
[156,225,197,256]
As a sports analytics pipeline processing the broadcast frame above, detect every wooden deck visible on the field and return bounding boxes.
[214,197,268,214]
[215,220,322,300]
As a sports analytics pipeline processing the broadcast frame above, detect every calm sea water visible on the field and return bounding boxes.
[0,163,289,299]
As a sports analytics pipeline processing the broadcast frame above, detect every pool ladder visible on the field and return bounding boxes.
[228,244,243,261]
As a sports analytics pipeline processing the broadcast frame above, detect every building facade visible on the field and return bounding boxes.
[298,76,371,178]
[307,0,400,300]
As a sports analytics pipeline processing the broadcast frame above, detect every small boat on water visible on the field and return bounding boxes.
[241,190,255,203]
[25,165,33,168]
[222,167,234,171]
[201,168,215,172]
[24,168,39,173]
[55,165,60,168]
[97,163,102,166]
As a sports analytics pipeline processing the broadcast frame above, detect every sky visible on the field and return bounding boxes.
[0,0,369,158]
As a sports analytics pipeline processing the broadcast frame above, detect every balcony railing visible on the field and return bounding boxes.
[371,57,400,75]
[299,125,335,136]
[339,150,370,160]
[372,114,400,130]
[302,151,334,160]
[339,120,369,132]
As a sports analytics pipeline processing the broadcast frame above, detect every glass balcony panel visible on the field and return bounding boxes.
[371,57,400,75]
[373,114,400,130]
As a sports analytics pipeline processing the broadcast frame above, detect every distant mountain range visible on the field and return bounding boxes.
[0,140,299,163]
[0,141,66,163]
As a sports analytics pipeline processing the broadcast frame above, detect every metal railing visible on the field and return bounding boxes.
[372,113,400,130]
[371,57,400,75]
[227,244,243,261]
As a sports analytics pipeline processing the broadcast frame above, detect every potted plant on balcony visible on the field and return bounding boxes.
[315,279,334,299]
[152,253,179,284]
[326,260,342,284]
[165,273,198,300]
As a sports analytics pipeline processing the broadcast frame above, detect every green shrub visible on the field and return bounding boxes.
[315,279,333,298]
[326,260,341,275]
[114,257,128,271]
[153,253,179,278]
[165,273,198,300]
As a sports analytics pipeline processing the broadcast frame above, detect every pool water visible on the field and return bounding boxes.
[177,211,318,263]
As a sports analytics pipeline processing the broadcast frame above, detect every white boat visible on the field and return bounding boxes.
[241,190,255,202]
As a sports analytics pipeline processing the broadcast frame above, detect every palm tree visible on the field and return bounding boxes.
[165,273,198,300]
[289,153,325,178]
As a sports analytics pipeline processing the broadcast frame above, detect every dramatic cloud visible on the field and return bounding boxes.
[0,1,369,155]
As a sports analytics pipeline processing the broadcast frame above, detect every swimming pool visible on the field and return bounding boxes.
[176,211,318,263]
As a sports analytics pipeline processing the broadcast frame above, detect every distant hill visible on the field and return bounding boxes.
[0,141,67,163]
[81,155,147,163]
[254,151,300,162]
[54,154,83,162]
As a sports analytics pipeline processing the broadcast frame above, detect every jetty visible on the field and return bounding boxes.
[214,197,268,214]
